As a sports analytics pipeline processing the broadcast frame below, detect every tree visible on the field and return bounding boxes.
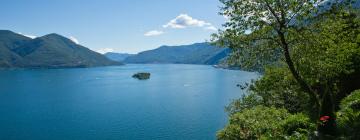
[218,106,315,140]
[337,90,360,139]
[213,0,359,137]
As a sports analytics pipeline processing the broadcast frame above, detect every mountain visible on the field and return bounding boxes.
[0,30,120,68]
[0,30,33,67]
[105,52,134,62]
[124,43,230,65]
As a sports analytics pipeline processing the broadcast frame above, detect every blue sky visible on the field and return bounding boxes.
[0,0,226,54]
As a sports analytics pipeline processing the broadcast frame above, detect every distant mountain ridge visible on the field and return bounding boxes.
[123,43,230,65]
[104,52,134,62]
[0,30,120,68]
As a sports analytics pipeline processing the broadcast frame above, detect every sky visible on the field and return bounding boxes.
[0,0,226,54]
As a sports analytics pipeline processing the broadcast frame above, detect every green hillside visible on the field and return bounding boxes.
[124,43,229,65]
[0,30,120,68]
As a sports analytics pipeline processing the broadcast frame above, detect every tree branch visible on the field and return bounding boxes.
[277,30,320,107]
[264,0,282,30]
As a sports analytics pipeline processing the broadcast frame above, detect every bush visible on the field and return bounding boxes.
[225,93,263,115]
[337,90,360,139]
[249,67,312,114]
[217,106,315,140]
[281,114,315,140]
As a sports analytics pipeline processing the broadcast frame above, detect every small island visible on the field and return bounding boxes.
[132,72,150,80]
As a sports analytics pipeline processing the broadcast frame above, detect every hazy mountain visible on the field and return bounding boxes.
[0,30,120,68]
[124,43,229,65]
[105,52,134,62]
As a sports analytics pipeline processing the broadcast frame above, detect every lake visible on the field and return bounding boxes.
[0,64,258,140]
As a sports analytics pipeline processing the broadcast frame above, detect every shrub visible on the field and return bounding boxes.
[281,114,315,139]
[250,67,311,114]
[217,106,314,140]
[225,93,263,115]
[337,90,360,139]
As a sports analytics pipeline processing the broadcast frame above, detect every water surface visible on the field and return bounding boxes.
[0,64,258,140]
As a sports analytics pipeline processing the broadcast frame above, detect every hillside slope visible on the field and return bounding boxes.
[124,43,229,65]
[105,52,134,62]
[0,30,120,68]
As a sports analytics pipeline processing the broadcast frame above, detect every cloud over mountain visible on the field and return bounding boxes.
[96,48,115,54]
[18,32,37,39]
[69,36,79,44]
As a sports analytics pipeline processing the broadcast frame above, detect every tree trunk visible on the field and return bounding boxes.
[277,31,320,106]
[317,83,337,139]
[276,31,338,138]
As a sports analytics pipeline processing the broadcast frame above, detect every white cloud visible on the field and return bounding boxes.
[18,32,37,39]
[163,14,212,29]
[144,30,164,37]
[96,48,114,54]
[205,26,217,31]
[69,36,79,44]
[163,14,217,32]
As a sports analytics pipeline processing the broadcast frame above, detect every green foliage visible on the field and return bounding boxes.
[250,67,312,114]
[219,0,325,33]
[291,9,360,86]
[213,0,360,86]
[281,114,315,139]
[217,106,315,140]
[211,24,282,72]
[226,67,312,115]
[214,0,360,138]
[337,90,360,139]
[212,0,328,72]
[225,93,263,115]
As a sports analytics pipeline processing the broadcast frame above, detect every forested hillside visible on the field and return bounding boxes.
[124,43,230,65]
[0,30,119,68]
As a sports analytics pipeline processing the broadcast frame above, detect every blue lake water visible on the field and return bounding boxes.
[0,64,258,140]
